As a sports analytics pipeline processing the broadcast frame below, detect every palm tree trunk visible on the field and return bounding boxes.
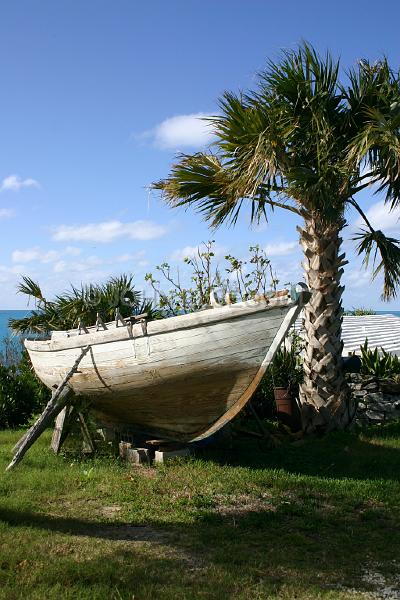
[298,217,356,432]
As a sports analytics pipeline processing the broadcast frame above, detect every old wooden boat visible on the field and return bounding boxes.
[25,285,310,443]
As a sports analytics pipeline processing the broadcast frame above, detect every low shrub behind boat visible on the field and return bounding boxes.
[0,351,50,429]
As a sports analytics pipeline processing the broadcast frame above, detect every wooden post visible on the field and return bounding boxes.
[13,345,90,454]
[6,387,73,471]
[6,345,91,471]
[51,405,71,454]
[77,412,96,453]
[51,407,95,455]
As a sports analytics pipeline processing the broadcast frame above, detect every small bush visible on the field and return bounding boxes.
[0,352,50,429]
[0,336,24,367]
[360,338,400,379]
[344,307,377,316]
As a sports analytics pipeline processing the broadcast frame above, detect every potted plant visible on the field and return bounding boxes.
[271,334,304,429]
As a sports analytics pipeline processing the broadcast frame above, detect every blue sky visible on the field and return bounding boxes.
[0,0,400,310]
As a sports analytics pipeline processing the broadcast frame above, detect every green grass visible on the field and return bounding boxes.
[1,424,400,599]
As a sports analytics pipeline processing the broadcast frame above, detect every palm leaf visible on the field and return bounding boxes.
[17,276,46,305]
[353,228,400,300]
[154,42,400,302]
[9,274,158,334]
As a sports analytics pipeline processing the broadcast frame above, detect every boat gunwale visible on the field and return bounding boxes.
[24,296,295,353]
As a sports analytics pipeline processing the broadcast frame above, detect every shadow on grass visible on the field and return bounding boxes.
[2,426,400,598]
[197,427,400,482]
[0,506,166,542]
[1,496,399,599]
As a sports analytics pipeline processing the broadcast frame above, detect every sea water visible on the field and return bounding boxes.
[0,310,31,346]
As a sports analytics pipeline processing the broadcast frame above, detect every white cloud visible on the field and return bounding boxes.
[344,268,373,289]
[52,252,149,274]
[0,264,24,274]
[0,208,15,219]
[65,246,82,256]
[12,248,56,263]
[114,250,147,264]
[0,174,40,192]
[355,200,400,232]
[11,246,82,264]
[170,243,227,262]
[141,113,214,149]
[53,255,104,274]
[52,220,167,243]
[170,245,200,262]
[53,261,67,273]
[0,263,25,283]
[264,241,298,257]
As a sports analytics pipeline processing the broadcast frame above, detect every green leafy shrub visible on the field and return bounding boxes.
[252,332,304,419]
[360,338,400,379]
[0,352,50,429]
[0,336,24,367]
[344,307,377,316]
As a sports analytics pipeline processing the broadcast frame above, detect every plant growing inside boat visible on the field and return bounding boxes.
[225,244,279,299]
[145,241,226,315]
[9,274,158,334]
[145,241,279,316]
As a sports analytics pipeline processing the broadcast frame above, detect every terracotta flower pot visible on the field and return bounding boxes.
[273,387,300,430]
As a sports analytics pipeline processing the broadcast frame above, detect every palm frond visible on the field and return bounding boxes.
[10,274,157,334]
[17,276,47,305]
[261,42,340,106]
[353,228,400,300]
[345,60,400,207]
[153,149,300,227]
[154,42,400,304]
[8,312,51,335]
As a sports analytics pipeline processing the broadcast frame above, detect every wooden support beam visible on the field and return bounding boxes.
[7,345,91,471]
[13,346,90,454]
[6,387,72,471]
[51,407,95,455]
[51,405,71,454]
[115,308,126,327]
[77,412,96,453]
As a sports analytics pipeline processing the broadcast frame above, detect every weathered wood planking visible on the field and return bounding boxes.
[25,292,308,441]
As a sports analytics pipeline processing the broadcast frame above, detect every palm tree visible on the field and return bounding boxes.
[153,43,400,432]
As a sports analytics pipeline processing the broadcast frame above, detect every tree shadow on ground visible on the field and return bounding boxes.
[1,497,399,599]
[196,426,400,482]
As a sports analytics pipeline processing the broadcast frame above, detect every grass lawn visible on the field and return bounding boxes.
[0,424,400,599]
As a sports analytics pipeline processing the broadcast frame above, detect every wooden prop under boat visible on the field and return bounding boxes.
[25,285,310,443]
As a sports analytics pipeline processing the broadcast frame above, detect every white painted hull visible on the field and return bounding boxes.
[25,293,306,441]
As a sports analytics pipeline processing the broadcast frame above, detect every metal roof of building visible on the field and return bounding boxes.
[294,314,400,356]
